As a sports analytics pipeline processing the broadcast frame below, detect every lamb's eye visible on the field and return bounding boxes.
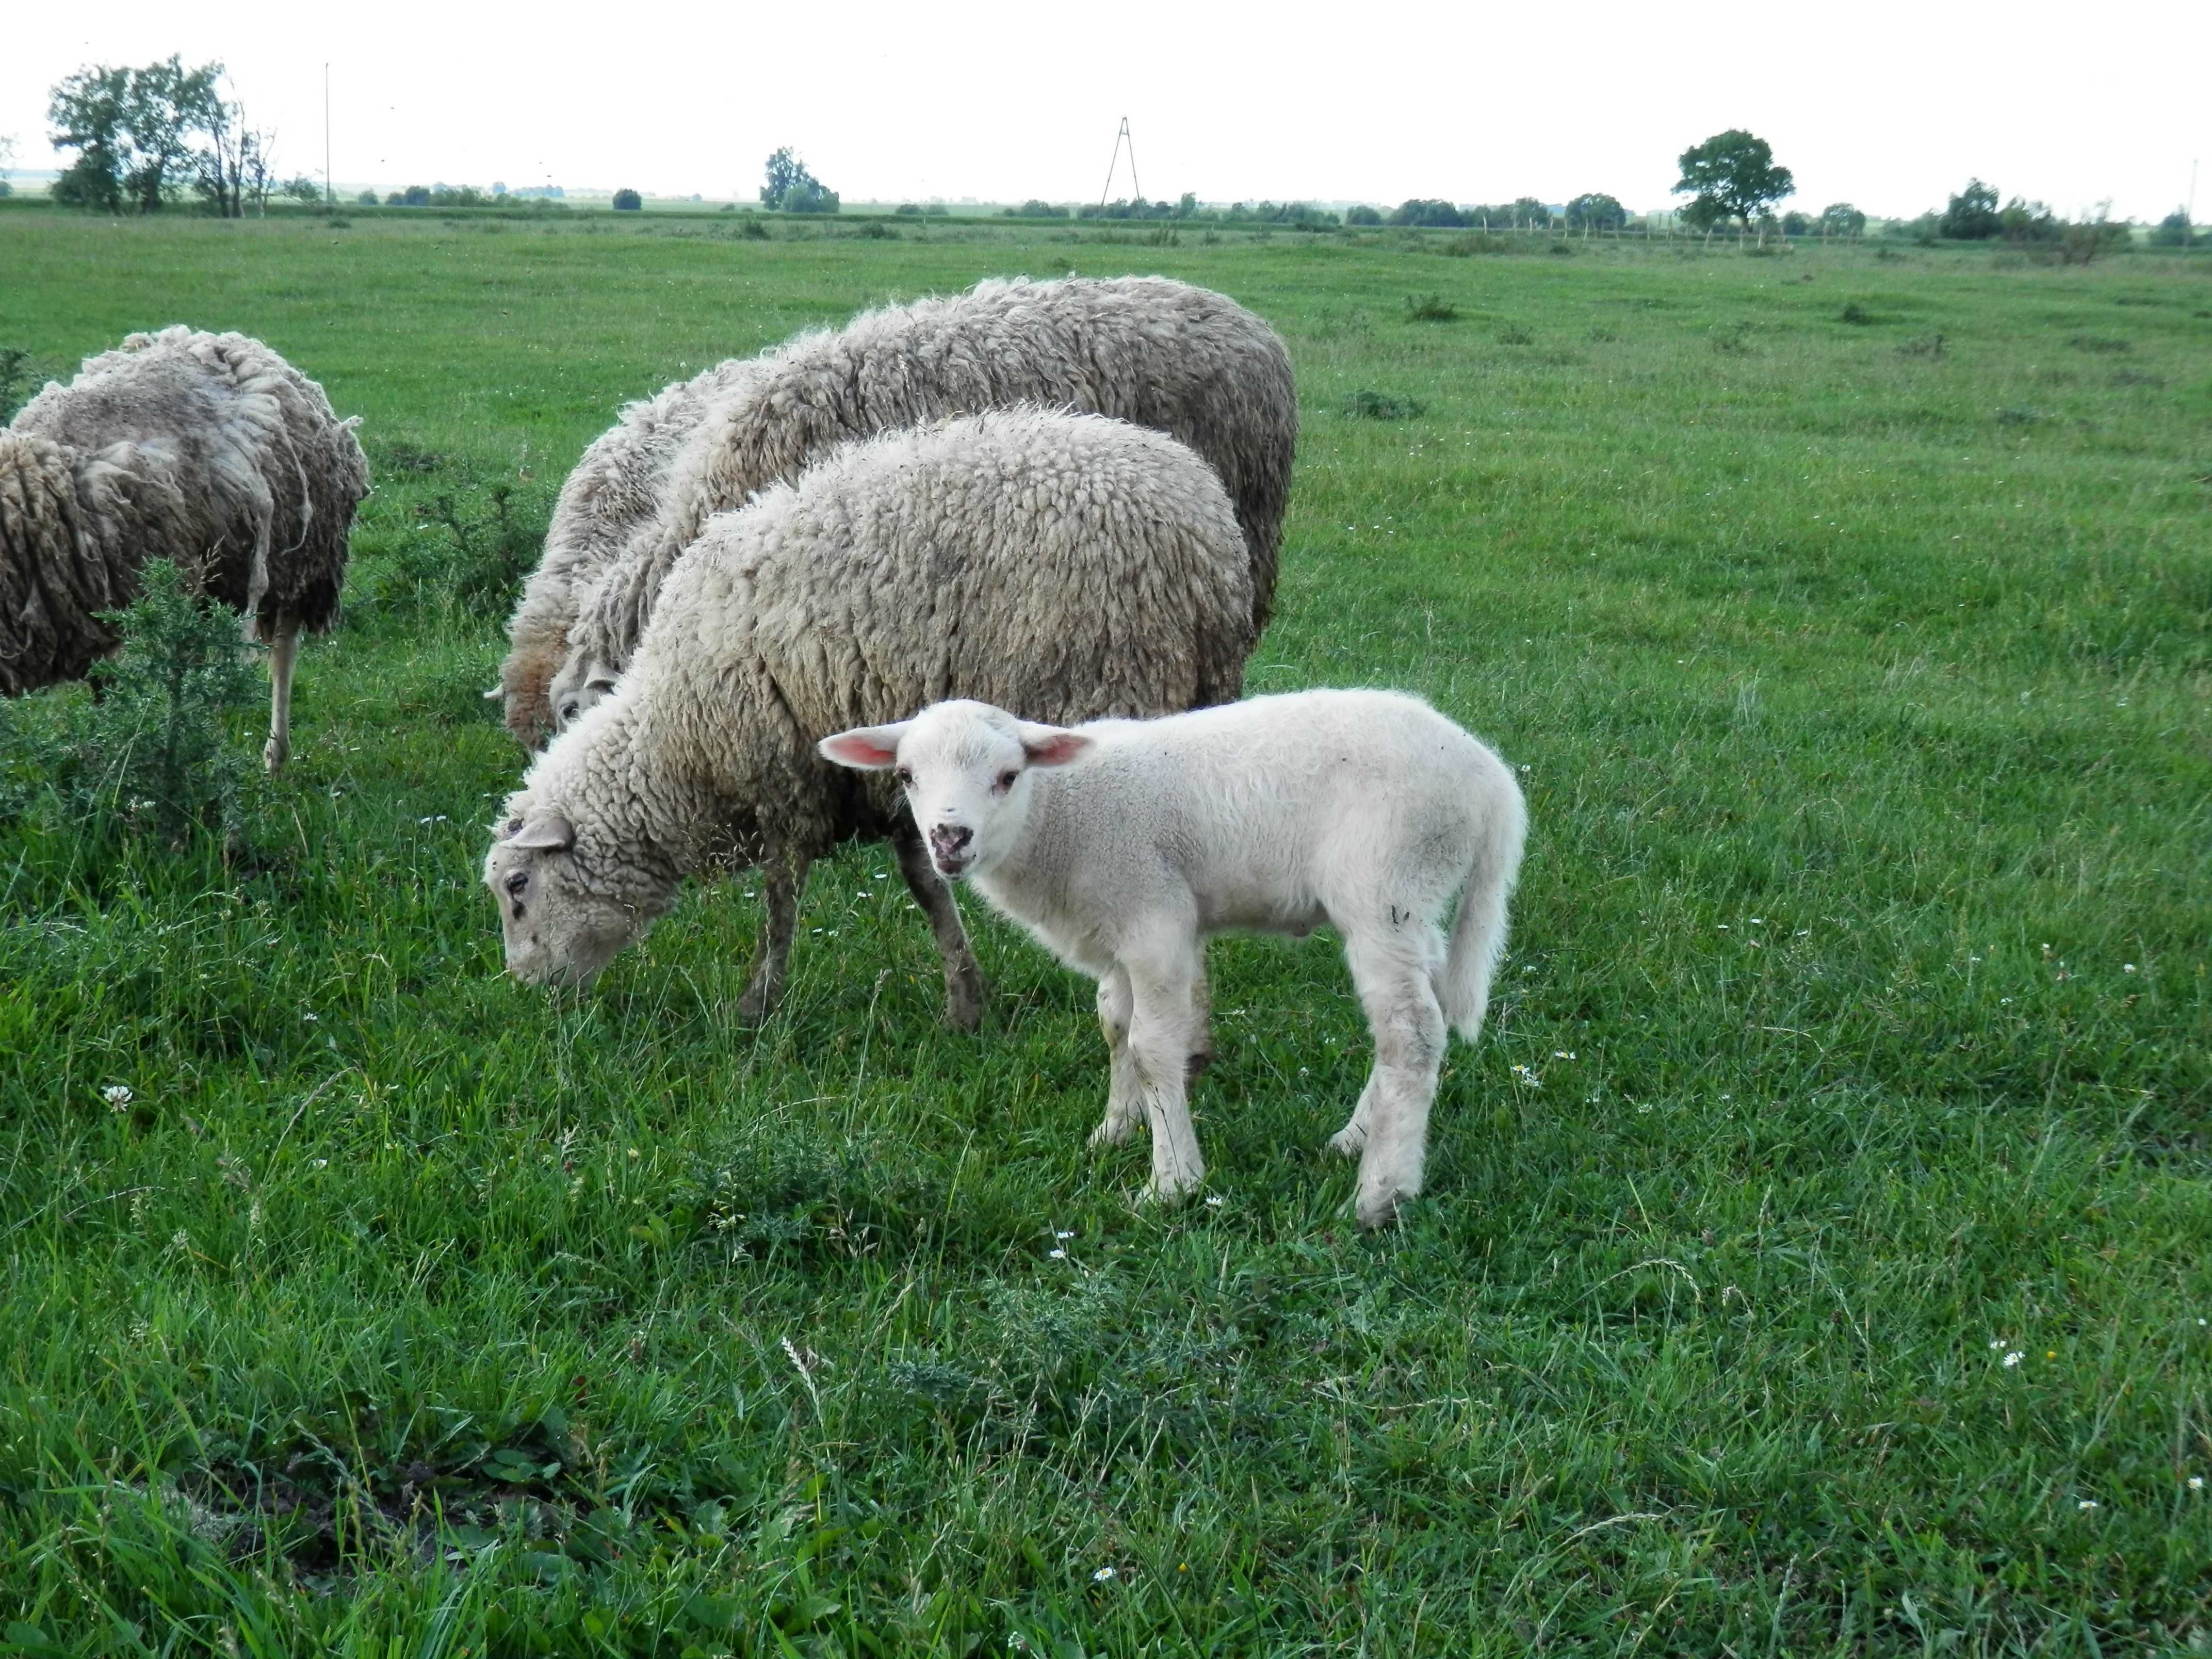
[894,767,914,788]
[505,871,529,897]
[995,770,1019,792]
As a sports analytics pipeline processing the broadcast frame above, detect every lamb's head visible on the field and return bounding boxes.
[547,650,619,733]
[819,700,1091,882]
[483,789,656,988]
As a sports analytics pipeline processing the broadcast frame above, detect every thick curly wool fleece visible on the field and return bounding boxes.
[1,327,368,693]
[492,408,1256,973]
[498,357,755,745]
[549,274,1295,721]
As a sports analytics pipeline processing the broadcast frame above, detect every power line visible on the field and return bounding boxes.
[1098,117,1138,206]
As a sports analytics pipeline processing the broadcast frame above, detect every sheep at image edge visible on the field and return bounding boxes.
[524,273,1296,738]
[484,407,1257,1030]
[0,327,370,769]
[494,356,755,746]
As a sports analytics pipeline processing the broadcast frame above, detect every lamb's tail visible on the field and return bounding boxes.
[1437,757,1528,1044]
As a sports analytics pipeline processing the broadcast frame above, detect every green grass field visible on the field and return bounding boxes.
[2,208,2209,1656]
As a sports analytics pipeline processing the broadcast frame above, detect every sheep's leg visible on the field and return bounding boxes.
[1326,1074,1380,1159]
[1126,939,1207,1202]
[1340,926,1448,1229]
[1186,956,1214,1081]
[736,850,807,1024]
[892,821,985,1030]
[262,619,300,773]
[1091,967,1144,1147]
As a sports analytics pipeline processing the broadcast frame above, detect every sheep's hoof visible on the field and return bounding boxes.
[1142,1167,1205,1208]
[1089,1110,1139,1148]
[1326,1120,1368,1159]
[733,986,774,1027]
[942,977,985,1031]
[262,736,289,773]
[1354,1179,1416,1230]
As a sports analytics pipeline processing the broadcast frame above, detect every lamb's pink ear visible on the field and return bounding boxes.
[1017,724,1092,767]
[504,814,575,852]
[818,722,910,770]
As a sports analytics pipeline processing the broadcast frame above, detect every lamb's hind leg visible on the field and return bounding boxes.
[736,850,808,1025]
[262,618,299,773]
[892,820,985,1030]
[1340,926,1448,1229]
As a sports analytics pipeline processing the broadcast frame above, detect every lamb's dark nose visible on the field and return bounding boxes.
[929,824,972,863]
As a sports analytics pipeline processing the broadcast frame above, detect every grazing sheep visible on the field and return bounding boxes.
[542,274,1295,734]
[485,409,1256,1028]
[819,690,1527,1227]
[496,358,753,745]
[1,327,369,769]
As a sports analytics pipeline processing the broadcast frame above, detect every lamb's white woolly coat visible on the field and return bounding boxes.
[485,408,1258,1023]
[822,690,1528,1228]
[540,274,1295,734]
[496,357,753,744]
[0,327,368,765]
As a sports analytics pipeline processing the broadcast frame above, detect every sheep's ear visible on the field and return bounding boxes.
[504,814,575,852]
[818,723,910,770]
[1017,724,1092,767]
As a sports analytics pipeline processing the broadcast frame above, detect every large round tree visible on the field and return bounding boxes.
[1672,129,1792,230]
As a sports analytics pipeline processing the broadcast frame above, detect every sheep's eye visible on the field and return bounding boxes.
[995,769,1019,792]
[894,767,914,788]
[557,702,578,722]
[504,816,524,835]
[505,871,529,897]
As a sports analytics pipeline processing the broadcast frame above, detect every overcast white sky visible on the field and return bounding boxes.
[2,0,2205,221]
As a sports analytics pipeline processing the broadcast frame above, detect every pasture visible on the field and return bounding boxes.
[1,208,2208,1655]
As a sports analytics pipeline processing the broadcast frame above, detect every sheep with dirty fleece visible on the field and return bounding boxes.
[541,273,1296,733]
[820,690,1527,1227]
[0,327,369,770]
[495,357,754,745]
[485,408,1257,1028]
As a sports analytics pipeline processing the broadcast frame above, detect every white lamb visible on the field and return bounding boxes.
[819,690,1528,1227]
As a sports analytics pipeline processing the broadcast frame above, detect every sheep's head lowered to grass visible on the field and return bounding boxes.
[483,795,671,988]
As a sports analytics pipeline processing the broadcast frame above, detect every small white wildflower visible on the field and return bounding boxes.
[1521,964,1536,973]
[1054,1230,1075,1240]
[1510,1064,1541,1087]
[1795,929,1810,937]
[1552,1050,1576,1060]
[1717,923,1730,931]
[170,1230,191,1251]
[1205,1194,1225,1207]
[1989,1339,2005,1349]
[103,1084,133,1111]
[2000,997,2013,1005]
[1048,1248,1067,1260]
[2077,1500,2098,1511]
[1968,955,1982,964]
[2190,1477,2204,1490]
[2003,1351,2024,1368]
[2123,963,2137,973]
[1749,917,1763,925]
[1093,1566,1117,1582]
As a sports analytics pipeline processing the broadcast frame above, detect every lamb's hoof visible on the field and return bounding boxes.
[1354,1180,1416,1230]
[1142,1167,1205,1208]
[263,736,288,773]
[1326,1121,1368,1159]
[1089,1112,1138,1148]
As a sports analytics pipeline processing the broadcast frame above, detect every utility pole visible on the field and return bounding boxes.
[323,63,332,207]
[1098,117,1138,207]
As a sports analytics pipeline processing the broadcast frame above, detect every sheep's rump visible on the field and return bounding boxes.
[498,357,752,743]
[2,327,368,693]
[571,274,1295,695]
[644,409,1258,852]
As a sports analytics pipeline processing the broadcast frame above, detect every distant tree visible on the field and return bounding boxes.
[1672,129,1793,229]
[1509,196,1553,229]
[491,181,507,196]
[1389,199,1469,227]
[283,175,321,207]
[1779,210,1809,235]
[1345,204,1383,226]
[2150,209,2194,248]
[760,147,837,213]
[48,57,226,213]
[1998,196,2059,243]
[1004,199,1067,218]
[1940,179,2001,240]
[611,188,642,211]
[354,188,378,206]
[1817,202,1865,237]
[1565,192,1626,231]
[193,90,276,218]
[387,185,430,207]
[1175,191,1199,218]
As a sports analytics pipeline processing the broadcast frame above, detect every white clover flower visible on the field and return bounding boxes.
[2190,1477,2204,1491]
[1048,1248,1067,1260]
[2123,964,2137,973]
[1054,1230,1075,1240]
[2077,1500,2099,1511]
[103,1084,133,1111]
[1205,1195,1225,1208]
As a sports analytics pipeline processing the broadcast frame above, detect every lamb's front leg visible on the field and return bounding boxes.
[1125,942,1208,1202]
[736,849,808,1024]
[892,819,986,1029]
[1091,967,1143,1147]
